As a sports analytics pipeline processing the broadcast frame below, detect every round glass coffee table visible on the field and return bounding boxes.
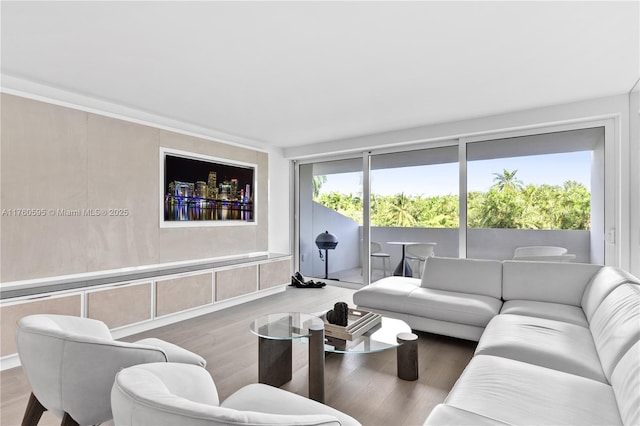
[250,313,325,402]
[250,312,418,403]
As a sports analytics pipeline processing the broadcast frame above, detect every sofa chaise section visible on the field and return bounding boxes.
[354,257,503,341]
[350,276,420,314]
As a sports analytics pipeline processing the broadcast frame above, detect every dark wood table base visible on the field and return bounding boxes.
[257,327,326,403]
[258,337,292,388]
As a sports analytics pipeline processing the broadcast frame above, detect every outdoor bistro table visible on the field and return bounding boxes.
[387,241,421,277]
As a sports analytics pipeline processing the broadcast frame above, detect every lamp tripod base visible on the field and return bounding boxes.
[322,249,340,281]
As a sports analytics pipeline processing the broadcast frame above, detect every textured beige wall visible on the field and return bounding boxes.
[1,94,269,282]
[87,114,161,271]
[0,294,82,356]
[1,95,89,279]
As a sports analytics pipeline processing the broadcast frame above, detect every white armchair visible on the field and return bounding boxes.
[111,362,362,426]
[15,314,206,426]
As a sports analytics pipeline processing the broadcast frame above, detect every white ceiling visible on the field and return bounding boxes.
[1,1,638,150]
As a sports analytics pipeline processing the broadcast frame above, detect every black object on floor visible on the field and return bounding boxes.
[290,272,326,288]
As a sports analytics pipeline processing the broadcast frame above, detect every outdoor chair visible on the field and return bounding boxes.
[370,241,391,277]
[406,243,437,278]
[513,246,576,262]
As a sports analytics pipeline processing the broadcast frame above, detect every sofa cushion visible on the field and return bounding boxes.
[405,288,502,328]
[420,257,502,299]
[424,404,513,426]
[475,314,606,382]
[589,283,640,381]
[444,355,623,426]
[500,300,588,327]
[611,342,640,426]
[502,261,601,305]
[352,277,420,312]
[581,266,640,322]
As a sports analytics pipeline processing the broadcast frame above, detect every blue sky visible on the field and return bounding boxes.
[318,151,591,197]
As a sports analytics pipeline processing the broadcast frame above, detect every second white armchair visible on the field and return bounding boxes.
[111,362,362,426]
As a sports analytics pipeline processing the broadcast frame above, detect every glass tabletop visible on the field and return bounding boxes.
[323,316,412,354]
[250,312,323,340]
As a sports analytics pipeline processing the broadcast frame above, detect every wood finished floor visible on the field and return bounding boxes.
[0,284,476,426]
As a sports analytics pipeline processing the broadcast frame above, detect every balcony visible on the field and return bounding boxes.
[300,204,590,285]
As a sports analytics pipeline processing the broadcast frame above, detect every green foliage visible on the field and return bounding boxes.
[316,192,363,224]
[314,180,590,230]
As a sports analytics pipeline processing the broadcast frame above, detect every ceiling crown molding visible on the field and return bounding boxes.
[0,73,275,154]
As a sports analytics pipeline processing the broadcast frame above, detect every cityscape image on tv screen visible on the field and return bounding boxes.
[163,153,255,222]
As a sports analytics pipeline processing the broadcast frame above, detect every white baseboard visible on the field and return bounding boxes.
[0,354,21,371]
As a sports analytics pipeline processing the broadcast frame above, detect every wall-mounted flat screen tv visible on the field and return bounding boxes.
[160,148,256,227]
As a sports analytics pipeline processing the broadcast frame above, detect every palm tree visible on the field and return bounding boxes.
[389,193,417,227]
[312,175,327,198]
[492,169,524,192]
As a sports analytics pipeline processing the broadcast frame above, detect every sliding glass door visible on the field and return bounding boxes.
[369,146,458,279]
[298,158,363,284]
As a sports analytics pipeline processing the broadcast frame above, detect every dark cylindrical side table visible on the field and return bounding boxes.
[308,322,325,403]
[396,332,419,381]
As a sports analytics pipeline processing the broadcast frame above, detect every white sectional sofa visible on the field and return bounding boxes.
[353,257,640,426]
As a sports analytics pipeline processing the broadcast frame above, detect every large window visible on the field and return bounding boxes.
[466,128,604,263]
[467,152,591,230]
[296,127,607,286]
[370,147,459,230]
